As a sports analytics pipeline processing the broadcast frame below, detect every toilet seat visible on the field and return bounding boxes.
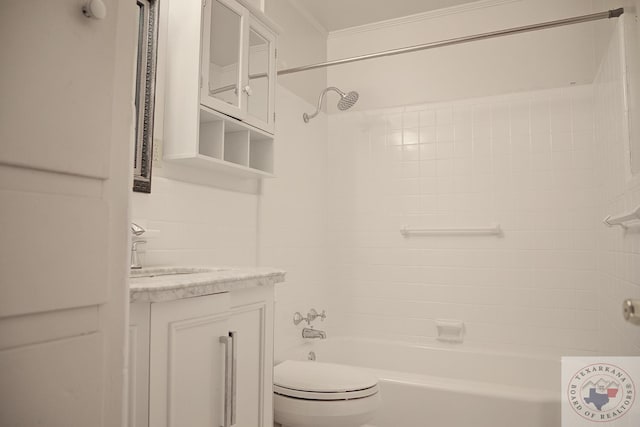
[274,384,378,400]
[274,360,381,427]
[274,360,379,401]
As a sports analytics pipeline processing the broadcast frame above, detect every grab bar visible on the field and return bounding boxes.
[603,206,640,228]
[400,223,502,236]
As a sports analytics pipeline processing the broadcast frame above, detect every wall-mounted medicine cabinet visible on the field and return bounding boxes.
[164,0,277,179]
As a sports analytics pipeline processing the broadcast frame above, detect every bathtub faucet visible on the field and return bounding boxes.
[302,327,326,339]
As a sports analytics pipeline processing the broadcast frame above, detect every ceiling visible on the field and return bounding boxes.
[294,0,482,32]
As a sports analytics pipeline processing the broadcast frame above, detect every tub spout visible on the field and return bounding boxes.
[302,327,326,339]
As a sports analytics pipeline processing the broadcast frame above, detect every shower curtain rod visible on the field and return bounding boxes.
[277,8,624,76]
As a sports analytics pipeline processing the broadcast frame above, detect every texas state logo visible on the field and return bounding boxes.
[563,358,639,426]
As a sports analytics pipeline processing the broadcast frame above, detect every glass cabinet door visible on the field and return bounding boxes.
[245,22,273,128]
[202,0,246,115]
[200,0,276,134]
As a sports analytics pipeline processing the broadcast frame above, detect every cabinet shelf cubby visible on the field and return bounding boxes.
[166,106,274,179]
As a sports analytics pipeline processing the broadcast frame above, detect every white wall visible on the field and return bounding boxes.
[327,85,601,355]
[265,0,328,107]
[259,87,330,360]
[327,0,601,111]
[593,17,640,355]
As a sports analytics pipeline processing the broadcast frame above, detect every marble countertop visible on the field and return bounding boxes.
[129,266,286,303]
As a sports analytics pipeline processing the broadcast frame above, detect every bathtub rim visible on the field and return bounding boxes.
[281,335,567,396]
[298,335,574,363]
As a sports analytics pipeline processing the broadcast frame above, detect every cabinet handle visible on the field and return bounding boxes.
[219,331,238,427]
[219,333,234,427]
[243,85,253,96]
[230,331,237,425]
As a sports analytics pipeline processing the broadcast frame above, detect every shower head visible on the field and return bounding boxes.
[337,91,359,111]
[303,87,359,123]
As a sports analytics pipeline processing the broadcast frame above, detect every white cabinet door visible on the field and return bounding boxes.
[230,306,264,427]
[244,16,276,134]
[149,293,231,427]
[201,0,249,120]
[230,287,274,427]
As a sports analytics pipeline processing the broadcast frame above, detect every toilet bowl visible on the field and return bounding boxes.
[273,360,381,427]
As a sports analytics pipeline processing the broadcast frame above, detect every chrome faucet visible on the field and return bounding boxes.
[130,222,146,269]
[302,327,326,339]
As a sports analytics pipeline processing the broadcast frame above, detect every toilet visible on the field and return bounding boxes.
[273,360,381,427]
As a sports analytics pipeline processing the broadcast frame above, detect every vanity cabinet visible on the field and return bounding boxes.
[128,286,274,427]
[164,0,278,178]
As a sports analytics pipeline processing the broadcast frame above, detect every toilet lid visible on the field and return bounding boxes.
[274,360,379,400]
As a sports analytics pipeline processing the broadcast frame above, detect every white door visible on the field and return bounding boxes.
[0,0,136,425]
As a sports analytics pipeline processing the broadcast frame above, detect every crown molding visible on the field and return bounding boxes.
[283,0,328,38]
[328,0,522,39]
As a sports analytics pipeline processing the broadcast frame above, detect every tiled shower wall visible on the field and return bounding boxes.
[327,85,602,355]
[594,22,640,355]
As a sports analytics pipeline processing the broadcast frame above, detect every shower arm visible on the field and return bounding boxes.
[304,87,346,122]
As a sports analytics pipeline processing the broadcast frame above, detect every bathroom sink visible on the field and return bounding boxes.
[130,266,227,278]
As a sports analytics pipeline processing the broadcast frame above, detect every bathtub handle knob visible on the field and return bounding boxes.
[293,312,305,325]
[307,308,326,323]
[294,309,327,325]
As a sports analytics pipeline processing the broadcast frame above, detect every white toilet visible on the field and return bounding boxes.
[273,360,381,427]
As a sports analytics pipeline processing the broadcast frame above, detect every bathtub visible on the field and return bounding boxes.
[282,337,560,427]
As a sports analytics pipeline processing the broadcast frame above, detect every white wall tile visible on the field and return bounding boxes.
[327,84,608,354]
[593,21,640,355]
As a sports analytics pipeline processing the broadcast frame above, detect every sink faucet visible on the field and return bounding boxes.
[302,327,326,339]
[130,222,146,269]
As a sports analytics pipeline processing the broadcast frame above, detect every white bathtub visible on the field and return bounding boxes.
[282,338,560,427]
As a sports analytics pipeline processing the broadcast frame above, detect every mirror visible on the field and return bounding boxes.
[133,0,159,193]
